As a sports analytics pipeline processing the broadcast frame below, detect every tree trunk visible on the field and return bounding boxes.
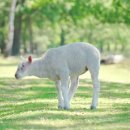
[23,33,27,54]
[87,18,94,43]
[11,0,25,56]
[121,43,126,52]
[11,13,22,55]
[4,0,17,57]
[99,43,104,53]
[0,14,6,54]
[107,43,110,52]
[28,16,34,53]
[60,27,65,46]
[0,32,5,54]
[114,43,118,51]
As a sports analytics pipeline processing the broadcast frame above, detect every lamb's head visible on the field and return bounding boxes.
[15,56,32,79]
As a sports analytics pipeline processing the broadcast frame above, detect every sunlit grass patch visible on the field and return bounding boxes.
[0,57,130,129]
[99,60,130,83]
[0,77,130,130]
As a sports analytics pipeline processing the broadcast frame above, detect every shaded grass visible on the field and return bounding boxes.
[0,78,130,130]
[0,57,130,129]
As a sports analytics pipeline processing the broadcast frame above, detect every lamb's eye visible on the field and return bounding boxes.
[21,64,25,70]
[22,64,25,68]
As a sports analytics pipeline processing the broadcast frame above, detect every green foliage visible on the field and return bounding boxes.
[0,0,10,53]
[92,0,130,24]
[0,0,130,55]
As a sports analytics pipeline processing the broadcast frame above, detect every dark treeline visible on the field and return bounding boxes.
[0,0,130,56]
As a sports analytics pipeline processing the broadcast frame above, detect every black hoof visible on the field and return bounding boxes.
[64,107,70,110]
[58,106,64,109]
[90,106,96,110]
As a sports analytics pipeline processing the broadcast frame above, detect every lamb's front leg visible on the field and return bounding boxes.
[60,78,70,110]
[68,76,79,102]
[55,81,64,109]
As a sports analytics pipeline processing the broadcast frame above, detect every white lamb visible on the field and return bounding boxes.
[15,42,100,110]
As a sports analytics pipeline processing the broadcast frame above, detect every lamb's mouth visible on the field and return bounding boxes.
[15,73,21,79]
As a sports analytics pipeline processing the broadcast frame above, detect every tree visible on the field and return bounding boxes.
[0,0,11,54]
[11,0,25,56]
[1,0,130,56]
[28,0,93,46]
[4,0,17,57]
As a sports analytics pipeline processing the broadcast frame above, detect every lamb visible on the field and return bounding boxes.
[15,42,100,110]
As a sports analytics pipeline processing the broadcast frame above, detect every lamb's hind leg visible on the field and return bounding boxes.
[68,76,79,102]
[55,80,64,109]
[90,72,100,109]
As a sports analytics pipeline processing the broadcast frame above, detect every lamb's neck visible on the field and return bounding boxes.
[28,58,47,78]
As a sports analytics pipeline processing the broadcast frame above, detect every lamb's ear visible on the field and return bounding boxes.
[28,56,32,63]
[20,56,25,61]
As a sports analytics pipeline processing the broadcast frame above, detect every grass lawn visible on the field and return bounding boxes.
[0,56,130,130]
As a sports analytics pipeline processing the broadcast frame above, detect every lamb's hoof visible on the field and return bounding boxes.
[58,106,64,109]
[64,106,70,110]
[90,106,96,110]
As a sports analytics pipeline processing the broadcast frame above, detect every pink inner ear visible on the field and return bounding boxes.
[28,56,32,63]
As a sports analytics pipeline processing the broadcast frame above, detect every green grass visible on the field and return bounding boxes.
[0,56,130,130]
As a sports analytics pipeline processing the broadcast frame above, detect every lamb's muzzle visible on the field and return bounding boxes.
[15,73,18,79]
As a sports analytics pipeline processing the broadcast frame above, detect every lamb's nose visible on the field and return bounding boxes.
[15,73,18,79]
